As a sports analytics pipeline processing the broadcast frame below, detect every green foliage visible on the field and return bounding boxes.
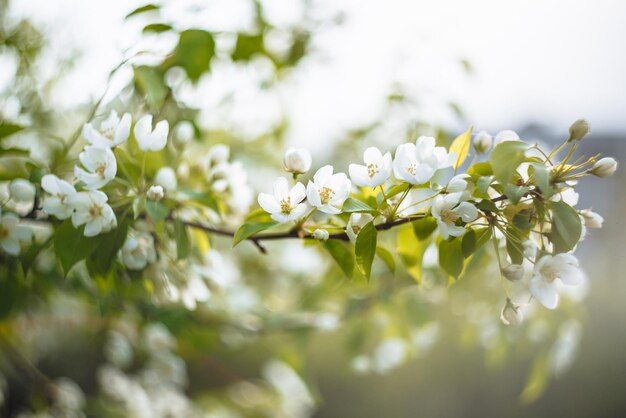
[145,200,169,224]
[355,222,377,280]
[342,198,377,214]
[54,220,101,274]
[439,238,464,279]
[412,216,437,240]
[233,221,277,246]
[461,228,491,258]
[376,246,395,274]
[489,140,529,185]
[88,219,130,276]
[167,29,215,82]
[174,219,191,260]
[134,65,168,111]
[0,122,25,140]
[322,240,354,278]
[125,4,160,19]
[549,200,582,253]
[449,126,472,170]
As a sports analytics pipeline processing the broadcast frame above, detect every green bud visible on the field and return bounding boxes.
[567,119,590,142]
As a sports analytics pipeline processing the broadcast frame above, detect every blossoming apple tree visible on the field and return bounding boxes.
[0,1,619,416]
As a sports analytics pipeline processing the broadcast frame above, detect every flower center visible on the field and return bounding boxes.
[367,163,379,178]
[100,126,115,141]
[89,205,102,218]
[0,226,8,239]
[96,163,107,178]
[540,265,559,282]
[351,225,361,235]
[406,164,417,176]
[319,187,335,204]
[279,197,292,214]
[440,209,459,225]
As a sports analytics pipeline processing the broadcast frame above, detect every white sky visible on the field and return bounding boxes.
[8,0,626,151]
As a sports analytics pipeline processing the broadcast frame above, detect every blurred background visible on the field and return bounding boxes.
[1,0,625,417]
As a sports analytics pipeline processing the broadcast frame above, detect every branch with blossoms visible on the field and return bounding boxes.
[0,112,618,324]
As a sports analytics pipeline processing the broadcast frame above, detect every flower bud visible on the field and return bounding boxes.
[313,229,329,241]
[500,299,523,326]
[473,131,492,154]
[9,179,36,204]
[522,239,538,259]
[590,157,617,178]
[502,264,524,282]
[173,120,194,146]
[494,130,520,145]
[568,119,590,142]
[580,209,603,229]
[283,147,312,174]
[155,167,178,191]
[147,185,164,201]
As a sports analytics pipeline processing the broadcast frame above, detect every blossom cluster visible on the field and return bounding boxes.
[256,125,617,322]
[39,111,170,237]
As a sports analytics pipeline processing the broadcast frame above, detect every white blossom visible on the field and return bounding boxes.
[82,110,131,148]
[258,177,307,223]
[154,167,177,192]
[568,119,590,142]
[41,174,77,219]
[74,145,117,190]
[0,211,32,255]
[473,130,492,154]
[173,120,194,146]
[580,209,603,229]
[494,130,520,145]
[9,179,35,204]
[147,185,164,201]
[306,165,351,214]
[180,275,211,310]
[591,157,617,177]
[205,144,230,167]
[134,115,169,151]
[346,213,374,244]
[349,147,392,188]
[530,254,584,309]
[283,147,312,174]
[522,239,538,259]
[313,229,329,241]
[120,231,157,270]
[66,191,117,237]
[393,136,456,185]
[431,192,478,239]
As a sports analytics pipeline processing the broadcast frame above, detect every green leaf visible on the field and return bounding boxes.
[467,162,493,176]
[132,197,145,219]
[54,220,101,274]
[145,200,169,224]
[168,29,215,82]
[476,176,493,197]
[355,222,377,280]
[322,240,354,278]
[385,183,411,198]
[179,189,220,214]
[449,126,472,170]
[504,185,529,204]
[530,163,553,198]
[412,216,437,240]
[134,65,168,111]
[475,199,498,213]
[233,222,277,246]
[0,157,29,180]
[506,226,525,264]
[489,140,529,185]
[376,246,395,274]
[143,23,172,33]
[397,224,428,283]
[88,219,129,275]
[126,4,160,19]
[0,122,25,141]
[342,198,377,214]
[461,228,491,258]
[174,219,191,260]
[549,200,582,253]
[439,238,464,279]
[0,148,29,158]
[232,33,265,62]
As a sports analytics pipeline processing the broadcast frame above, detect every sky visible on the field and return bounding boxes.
[7,0,626,152]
